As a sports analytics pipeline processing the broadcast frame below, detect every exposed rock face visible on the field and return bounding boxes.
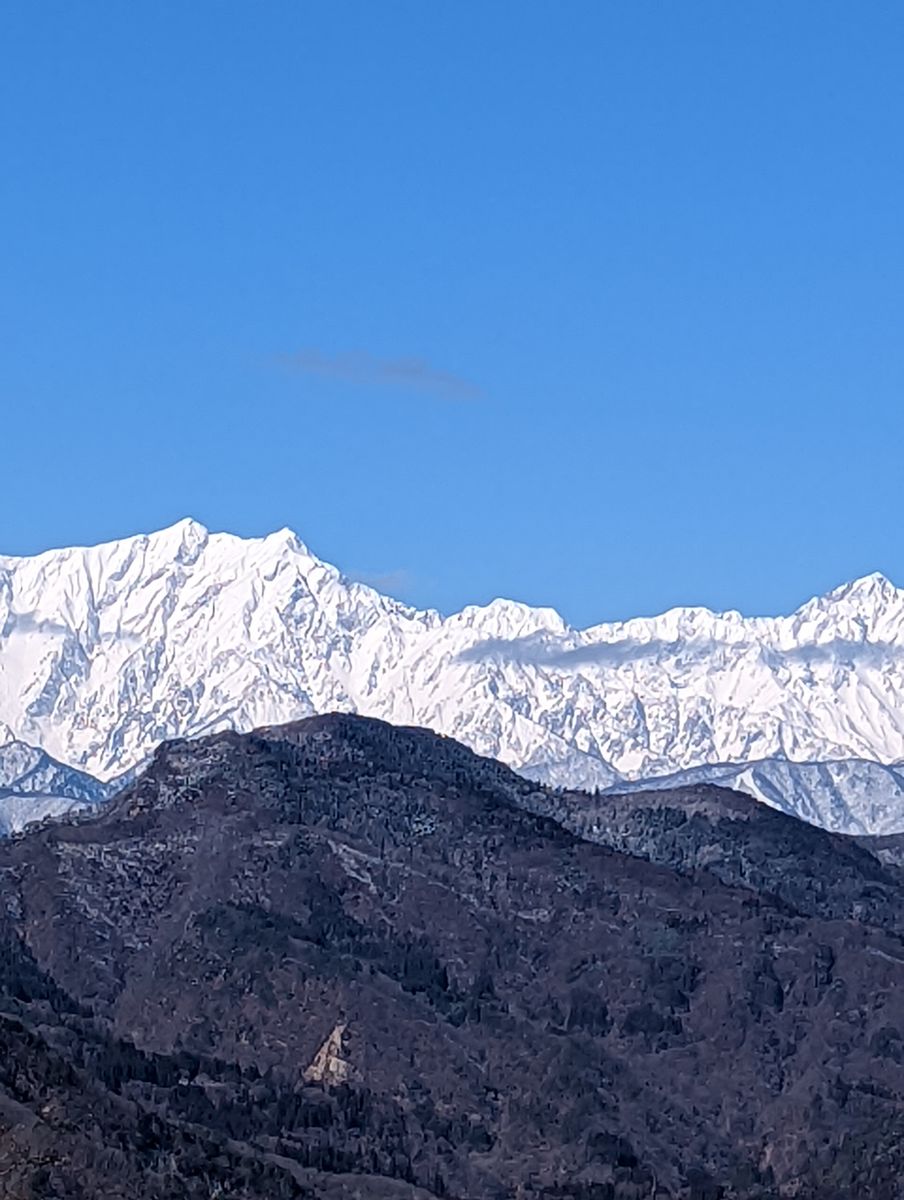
[304,1022,354,1085]
[0,714,902,1198]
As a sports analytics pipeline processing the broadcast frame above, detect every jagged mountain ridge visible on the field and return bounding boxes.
[1,519,903,832]
[2,713,904,1198]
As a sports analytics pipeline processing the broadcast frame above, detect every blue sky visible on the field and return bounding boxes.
[2,3,903,627]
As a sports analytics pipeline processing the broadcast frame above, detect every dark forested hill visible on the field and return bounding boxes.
[530,781,904,932]
[0,714,902,1198]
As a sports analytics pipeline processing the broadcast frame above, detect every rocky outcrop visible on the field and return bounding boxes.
[304,1023,354,1085]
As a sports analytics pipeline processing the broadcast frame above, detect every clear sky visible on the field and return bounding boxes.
[2,3,903,627]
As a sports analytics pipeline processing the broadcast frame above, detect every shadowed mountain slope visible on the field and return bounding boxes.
[532,782,904,934]
[601,756,904,837]
[0,714,902,1198]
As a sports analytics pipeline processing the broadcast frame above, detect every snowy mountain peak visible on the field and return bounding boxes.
[1,521,903,835]
[454,597,568,640]
[159,516,209,560]
[148,518,313,566]
[821,568,897,609]
[169,516,207,536]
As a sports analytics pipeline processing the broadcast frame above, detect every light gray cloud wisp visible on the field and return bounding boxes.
[281,350,481,401]
[460,634,902,671]
[4,612,70,638]
[458,635,672,669]
[780,638,898,667]
[3,611,143,647]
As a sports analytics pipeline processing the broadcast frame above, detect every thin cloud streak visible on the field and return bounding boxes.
[4,612,70,638]
[280,349,482,401]
[780,638,898,666]
[458,634,680,669]
[459,634,902,671]
[3,611,143,646]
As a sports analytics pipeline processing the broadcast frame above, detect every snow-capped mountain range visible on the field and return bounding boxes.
[1,518,903,834]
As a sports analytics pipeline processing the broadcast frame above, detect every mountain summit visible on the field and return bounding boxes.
[1,520,903,832]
